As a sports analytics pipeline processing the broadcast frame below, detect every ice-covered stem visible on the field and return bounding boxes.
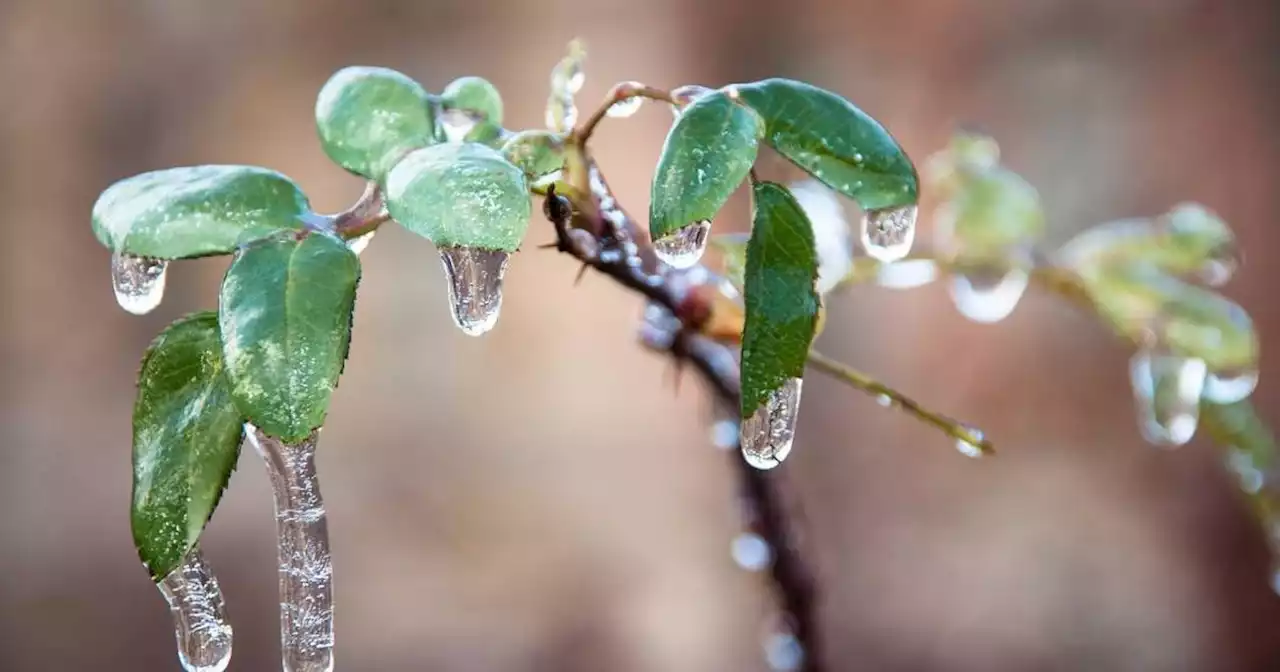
[246,425,334,672]
[542,162,823,672]
[806,349,994,455]
[159,546,234,672]
[572,81,675,144]
[330,181,390,240]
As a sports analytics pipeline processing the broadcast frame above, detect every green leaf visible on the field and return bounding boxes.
[92,166,310,259]
[384,142,532,252]
[1085,265,1257,372]
[1058,203,1236,283]
[219,233,360,443]
[649,90,763,241]
[942,166,1045,256]
[132,311,243,581]
[1201,399,1279,530]
[315,66,436,180]
[501,130,566,180]
[442,76,504,143]
[741,181,821,417]
[733,79,918,211]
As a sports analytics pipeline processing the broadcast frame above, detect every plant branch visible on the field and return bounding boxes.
[572,81,675,145]
[331,181,390,240]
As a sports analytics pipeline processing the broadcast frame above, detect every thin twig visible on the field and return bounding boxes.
[573,82,675,145]
[331,181,389,239]
[806,349,993,455]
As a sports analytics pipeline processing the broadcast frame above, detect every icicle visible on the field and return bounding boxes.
[246,424,334,672]
[860,204,917,263]
[158,547,233,672]
[112,251,168,315]
[653,220,711,269]
[741,378,803,470]
[949,267,1030,324]
[1129,350,1207,447]
[438,247,510,337]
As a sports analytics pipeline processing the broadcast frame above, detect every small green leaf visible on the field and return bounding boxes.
[741,181,820,418]
[384,142,532,252]
[1058,203,1236,284]
[315,66,436,180]
[219,233,360,443]
[941,166,1045,256]
[92,166,310,259]
[733,79,918,211]
[442,76,504,143]
[132,311,243,581]
[1085,265,1257,372]
[649,90,763,241]
[501,130,566,180]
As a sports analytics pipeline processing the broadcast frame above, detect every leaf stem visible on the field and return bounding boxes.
[572,81,675,145]
[332,181,390,240]
[806,349,994,455]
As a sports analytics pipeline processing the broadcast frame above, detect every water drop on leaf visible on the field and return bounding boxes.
[949,267,1029,323]
[1129,350,1207,446]
[860,204,917,262]
[159,547,233,672]
[654,220,711,269]
[741,377,803,470]
[112,251,168,315]
[439,247,510,336]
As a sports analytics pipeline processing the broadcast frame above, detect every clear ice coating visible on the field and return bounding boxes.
[246,425,334,672]
[741,378,803,471]
[158,547,234,672]
[606,84,645,118]
[1202,369,1260,404]
[1129,351,1208,447]
[731,532,772,571]
[346,230,376,256]
[764,631,805,672]
[438,247,511,337]
[439,108,477,144]
[112,251,168,315]
[669,84,714,116]
[654,220,711,269]
[860,204,918,263]
[949,268,1030,324]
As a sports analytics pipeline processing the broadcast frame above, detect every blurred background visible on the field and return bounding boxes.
[3,0,1280,670]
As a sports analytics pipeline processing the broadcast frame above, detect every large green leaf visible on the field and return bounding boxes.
[649,90,763,241]
[501,130,565,180]
[441,76,504,143]
[384,142,531,252]
[733,79,918,211]
[219,233,360,443]
[315,66,436,180]
[132,312,243,581]
[92,165,310,259]
[741,181,821,417]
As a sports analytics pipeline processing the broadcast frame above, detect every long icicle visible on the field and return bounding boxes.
[158,546,234,672]
[246,424,334,672]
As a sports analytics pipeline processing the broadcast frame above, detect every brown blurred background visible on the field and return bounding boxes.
[3,0,1280,670]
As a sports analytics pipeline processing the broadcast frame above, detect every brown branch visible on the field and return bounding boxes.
[543,162,822,672]
[572,82,676,145]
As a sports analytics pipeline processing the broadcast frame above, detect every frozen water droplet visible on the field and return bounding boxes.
[1203,369,1259,404]
[949,268,1029,323]
[439,108,476,143]
[860,204,917,262]
[438,247,511,337]
[876,258,939,289]
[669,84,714,117]
[159,547,233,672]
[955,427,985,459]
[710,419,739,450]
[764,631,805,671]
[112,251,168,315]
[346,230,375,256]
[876,393,893,407]
[741,378,803,470]
[245,425,334,672]
[654,221,711,269]
[1226,448,1265,495]
[606,87,645,118]
[731,532,772,571]
[1129,351,1207,447]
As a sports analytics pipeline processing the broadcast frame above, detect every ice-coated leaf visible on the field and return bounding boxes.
[219,233,360,443]
[501,130,565,180]
[649,90,763,241]
[442,75,504,143]
[315,66,436,180]
[92,165,309,259]
[938,166,1045,256]
[132,312,243,581]
[1203,399,1276,468]
[741,181,820,418]
[733,79,918,211]
[1085,265,1257,372]
[1057,203,1236,284]
[384,142,532,252]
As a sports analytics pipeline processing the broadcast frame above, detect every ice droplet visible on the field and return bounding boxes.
[654,220,711,269]
[439,108,477,144]
[246,425,334,672]
[438,247,511,337]
[876,258,939,289]
[876,393,893,407]
[1129,351,1208,447]
[1225,448,1265,495]
[158,547,233,672]
[860,204,917,263]
[1202,369,1259,404]
[949,268,1030,324]
[554,63,585,95]
[741,378,803,470]
[112,251,168,315]
[764,631,805,671]
[346,230,376,256]
[955,427,986,459]
[731,532,772,571]
[710,419,739,450]
[606,86,645,118]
